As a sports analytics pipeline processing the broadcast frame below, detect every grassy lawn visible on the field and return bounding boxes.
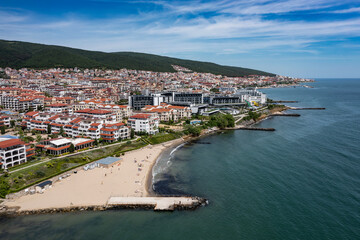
[0,140,147,197]
[147,132,184,145]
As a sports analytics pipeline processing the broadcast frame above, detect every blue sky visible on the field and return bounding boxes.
[1,0,360,78]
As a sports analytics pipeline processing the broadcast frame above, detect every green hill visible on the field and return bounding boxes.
[0,39,275,77]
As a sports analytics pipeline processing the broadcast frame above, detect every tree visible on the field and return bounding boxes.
[47,124,52,134]
[130,128,135,139]
[36,135,42,143]
[224,114,235,128]
[10,120,15,128]
[69,143,75,153]
[94,139,98,146]
[210,88,220,93]
[185,125,201,137]
[248,111,261,122]
[0,126,5,135]
[18,128,24,138]
[59,126,65,136]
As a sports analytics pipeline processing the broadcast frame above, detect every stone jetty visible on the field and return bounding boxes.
[272,100,299,103]
[236,127,275,131]
[271,113,301,117]
[107,196,206,211]
[290,107,325,110]
[0,196,207,216]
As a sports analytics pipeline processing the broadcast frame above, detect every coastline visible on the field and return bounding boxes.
[1,139,188,214]
[0,106,289,216]
[145,138,186,197]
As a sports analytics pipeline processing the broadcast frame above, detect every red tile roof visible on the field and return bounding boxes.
[69,117,82,123]
[25,111,39,117]
[76,109,92,113]
[130,113,151,119]
[101,128,117,132]
[0,139,25,149]
[48,115,60,120]
[46,145,70,151]
[102,137,115,141]
[100,133,114,137]
[89,109,112,114]
[50,123,64,127]
[30,120,43,124]
[34,128,46,131]
[75,140,94,146]
[48,103,68,107]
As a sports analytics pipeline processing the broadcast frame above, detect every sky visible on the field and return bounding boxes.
[1,0,360,78]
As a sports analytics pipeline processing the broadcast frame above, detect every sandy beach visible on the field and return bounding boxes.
[3,139,184,211]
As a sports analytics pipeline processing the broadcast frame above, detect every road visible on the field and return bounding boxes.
[8,137,140,174]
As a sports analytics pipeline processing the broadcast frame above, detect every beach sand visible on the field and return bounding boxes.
[3,139,184,211]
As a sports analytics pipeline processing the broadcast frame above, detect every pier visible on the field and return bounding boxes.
[271,113,300,117]
[107,196,205,211]
[236,127,275,131]
[290,107,325,110]
[272,100,299,103]
[0,196,207,216]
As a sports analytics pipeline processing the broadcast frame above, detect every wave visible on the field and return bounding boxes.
[170,142,186,156]
[152,142,186,184]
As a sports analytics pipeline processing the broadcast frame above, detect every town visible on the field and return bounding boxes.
[0,66,312,171]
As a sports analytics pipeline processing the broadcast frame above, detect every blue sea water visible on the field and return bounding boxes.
[1,79,360,240]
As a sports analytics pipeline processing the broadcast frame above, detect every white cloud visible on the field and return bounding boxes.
[332,7,360,14]
[1,0,359,56]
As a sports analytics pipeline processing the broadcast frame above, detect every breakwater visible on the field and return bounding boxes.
[271,113,301,117]
[0,196,207,216]
[237,127,275,131]
[290,107,326,110]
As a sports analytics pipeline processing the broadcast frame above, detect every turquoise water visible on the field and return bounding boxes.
[1,79,360,240]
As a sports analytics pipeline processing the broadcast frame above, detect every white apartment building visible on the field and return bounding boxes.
[0,115,10,127]
[0,137,27,169]
[128,113,159,135]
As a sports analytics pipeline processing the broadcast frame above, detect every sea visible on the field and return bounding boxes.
[1,79,359,240]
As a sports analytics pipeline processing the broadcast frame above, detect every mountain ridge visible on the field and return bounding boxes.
[0,39,275,77]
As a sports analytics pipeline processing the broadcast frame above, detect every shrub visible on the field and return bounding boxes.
[0,179,10,198]
[35,171,45,178]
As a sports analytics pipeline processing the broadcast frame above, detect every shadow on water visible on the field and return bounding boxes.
[152,173,188,196]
